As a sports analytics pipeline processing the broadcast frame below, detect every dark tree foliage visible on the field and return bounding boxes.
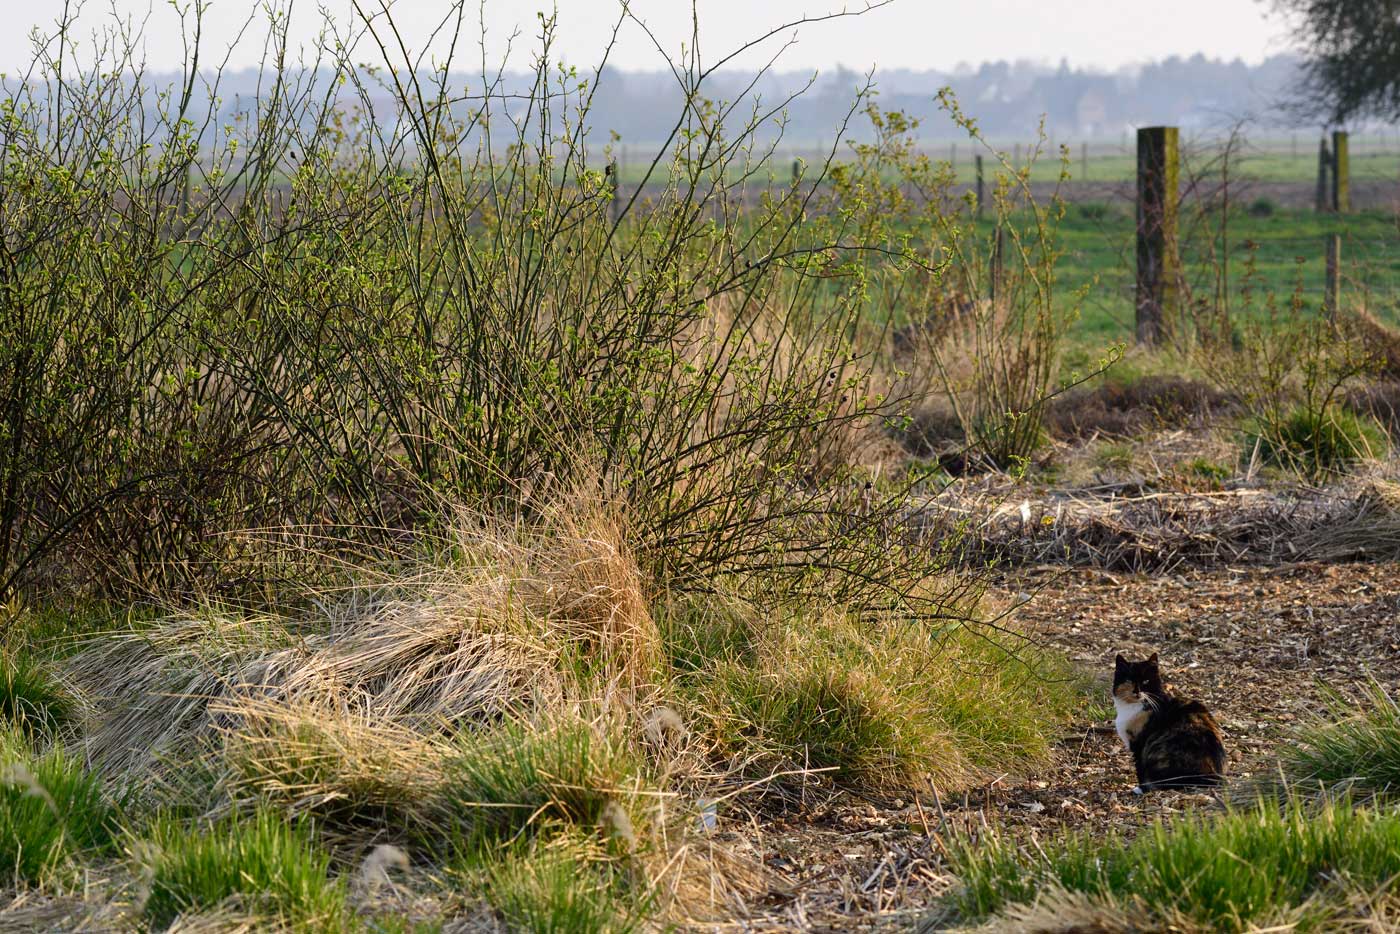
[1273,0,1400,123]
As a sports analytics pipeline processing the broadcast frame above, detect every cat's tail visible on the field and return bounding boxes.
[1140,772,1226,791]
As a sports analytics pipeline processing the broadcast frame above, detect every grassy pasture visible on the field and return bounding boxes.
[612,138,1400,186]
[1052,206,1400,344]
[981,143,1400,185]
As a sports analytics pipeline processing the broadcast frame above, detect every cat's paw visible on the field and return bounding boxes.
[1131,785,1145,796]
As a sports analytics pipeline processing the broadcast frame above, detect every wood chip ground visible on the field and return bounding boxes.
[724,560,1400,931]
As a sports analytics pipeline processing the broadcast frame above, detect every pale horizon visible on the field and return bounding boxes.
[2,0,1297,77]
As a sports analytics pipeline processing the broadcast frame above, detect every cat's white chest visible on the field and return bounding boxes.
[1113,696,1148,750]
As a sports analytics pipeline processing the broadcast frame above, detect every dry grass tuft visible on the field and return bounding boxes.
[1043,374,1234,442]
[59,501,769,927]
[506,504,662,695]
[66,603,557,785]
[1341,308,1400,381]
[216,697,448,825]
[0,889,136,933]
[1346,380,1400,438]
[160,907,284,934]
[66,503,667,785]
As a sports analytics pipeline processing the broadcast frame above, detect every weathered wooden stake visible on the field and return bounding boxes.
[975,154,985,219]
[1316,137,1331,213]
[1332,130,1350,213]
[1325,233,1341,322]
[1136,126,1179,347]
[990,225,1005,306]
[606,160,619,222]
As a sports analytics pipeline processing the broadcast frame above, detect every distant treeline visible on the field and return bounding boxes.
[576,53,1316,144]
[8,51,1367,150]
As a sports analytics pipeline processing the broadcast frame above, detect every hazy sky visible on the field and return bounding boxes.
[3,1,1296,75]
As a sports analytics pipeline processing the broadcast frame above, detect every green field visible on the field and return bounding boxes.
[1038,206,1400,347]
[609,139,1400,186]
[977,145,1400,184]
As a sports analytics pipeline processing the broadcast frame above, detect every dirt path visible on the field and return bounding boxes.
[727,561,1400,931]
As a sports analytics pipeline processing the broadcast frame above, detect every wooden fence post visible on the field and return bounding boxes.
[792,158,801,187]
[1325,233,1341,322]
[1332,130,1349,213]
[975,154,985,220]
[1316,137,1331,213]
[606,160,619,222]
[1136,126,1179,347]
[990,225,1005,306]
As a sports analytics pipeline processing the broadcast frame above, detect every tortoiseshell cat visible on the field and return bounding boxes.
[1113,653,1226,792]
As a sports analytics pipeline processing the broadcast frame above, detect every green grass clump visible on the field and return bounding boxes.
[691,614,1084,791]
[947,797,1400,931]
[1075,201,1118,221]
[1091,441,1136,472]
[0,726,123,884]
[1168,456,1234,491]
[1281,681,1400,799]
[0,653,75,740]
[1184,456,1232,483]
[1247,196,1278,218]
[712,663,908,780]
[141,809,348,931]
[1243,405,1389,477]
[439,725,657,930]
[657,593,759,674]
[478,831,651,934]
[437,719,647,849]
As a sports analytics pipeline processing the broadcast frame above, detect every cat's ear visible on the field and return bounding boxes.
[1114,654,1128,675]
[1147,652,1159,668]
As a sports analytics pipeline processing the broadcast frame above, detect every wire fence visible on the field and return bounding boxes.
[1062,223,1400,337]
[668,133,1400,187]
[846,135,1398,176]
[601,131,1400,336]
